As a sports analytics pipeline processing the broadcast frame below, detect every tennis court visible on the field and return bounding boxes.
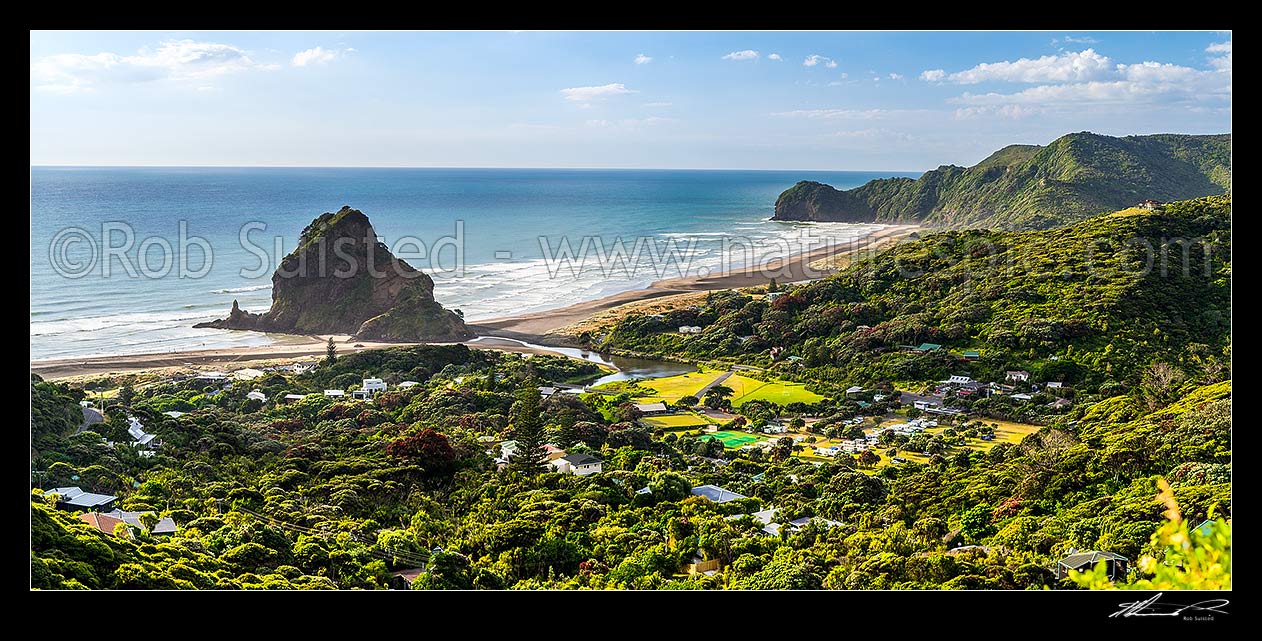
[706,430,762,447]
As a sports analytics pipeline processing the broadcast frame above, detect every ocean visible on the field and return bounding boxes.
[30,167,913,361]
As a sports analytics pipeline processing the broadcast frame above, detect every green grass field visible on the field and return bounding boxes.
[723,374,827,407]
[641,412,714,429]
[705,431,763,447]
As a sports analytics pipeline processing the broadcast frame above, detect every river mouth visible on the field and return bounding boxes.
[466,336,695,386]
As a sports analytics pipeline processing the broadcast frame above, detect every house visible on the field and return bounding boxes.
[1056,550,1129,581]
[549,453,602,476]
[678,325,702,334]
[162,410,185,418]
[765,292,784,302]
[844,385,864,397]
[1047,398,1072,409]
[496,440,519,459]
[1138,199,1163,210]
[49,487,117,512]
[108,509,179,535]
[79,512,129,536]
[1010,393,1033,401]
[246,390,267,402]
[913,400,938,411]
[232,368,265,380]
[946,375,973,385]
[195,371,229,382]
[914,343,943,353]
[323,389,345,398]
[292,362,316,374]
[127,417,158,449]
[633,402,669,415]
[358,378,388,396]
[762,422,787,434]
[690,484,747,504]
[961,350,980,360]
[538,386,557,398]
[399,381,420,389]
[281,394,307,403]
[1005,370,1031,382]
[873,393,888,402]
[1193,519,1218,536]
[1045,381,1064,389]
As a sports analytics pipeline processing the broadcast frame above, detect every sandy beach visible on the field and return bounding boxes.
[31,224,918,380]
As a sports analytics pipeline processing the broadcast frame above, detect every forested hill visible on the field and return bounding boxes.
[603,195,1232,394]
[773,132,1231,230]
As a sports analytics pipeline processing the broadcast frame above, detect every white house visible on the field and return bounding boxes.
[538,386,557,398]
[913,400,938,411]
[947,375,973,385]
[549,453,603,476]
[678,325,702,334]
[1005,370,1031,382]
[1010,393,1033,401]
[496,440,519,459]
[246,390,267,402]
[293,362,316,374]
[127,417,157,448]
[1045,381,1064,389]
[162,410,185,418]
[399,381,420,389]
[765,292,784,301]
[282,394,307,403]
[362,378,388,394]
[634,402,669,415]
[844,385,864,397]
[324,389,346,398]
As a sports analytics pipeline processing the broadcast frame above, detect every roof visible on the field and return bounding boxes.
[162,410,185,418]
[81,407,104,426]
[690,484,747,503]
[79,512,127,535]
[283,394,306,400]
[917,343,943,351]
[1058,550,1128,568]
[560,453,601,466]
[845,385,864,394]
[634,402,668,413]
[324,389,345,396]
[538,386,557,395]
[961,350,980,357]
[246,390,267,400]
[399,381,420,388]
[51,486,117,509]
[107,509,179,534]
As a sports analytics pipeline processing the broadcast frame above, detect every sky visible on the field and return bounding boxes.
[30,30,1231,170]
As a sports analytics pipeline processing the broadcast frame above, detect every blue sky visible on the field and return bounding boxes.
[30,30,1231,170]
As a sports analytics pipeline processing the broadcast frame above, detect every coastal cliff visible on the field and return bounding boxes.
[773,132,1232,230]
[195,206,471,341]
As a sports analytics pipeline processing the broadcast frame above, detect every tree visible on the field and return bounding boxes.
[676,395,699,408]
[325,337,338,363]
[772,437,793,462]
[386,429,456,478]
[858,449,880,468]
[117,385,136,407]
[648,471,691,501]
[138,511,160,533]
[614,402,644,424]
[703,384,734,409]
[509,385,547,474]
[767,278,780,293]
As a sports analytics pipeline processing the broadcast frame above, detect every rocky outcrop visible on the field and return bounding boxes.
[196,206,471,341]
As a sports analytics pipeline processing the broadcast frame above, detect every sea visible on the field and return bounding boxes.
[30,167,914,361]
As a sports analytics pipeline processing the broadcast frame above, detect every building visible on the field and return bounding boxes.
[49,486,117,512]
[913,400,938,411]
[196,372,229,382]
[1045,381,1064,389]
[961,350,980,360]
[633,402,669,415]
[678,325,702,334]
[914,343,943,353]
[163,410,185,418]
[538,386,557,398]
[946,375,973,385]
[323,389,345,398]
[108,509,179,535]
[765,292,784,302]
[281,394,307,403]
[844,385,864,397]
[399,381,420,389]
[292,362,316,374]
[1010,393,1033,401]
[1047,398,1072,410]
[549,454,603,476]
[1005,370,1031,382]
[1056,550,1129,581]
[246,390,267,402]
[690,484,747,503]
[1138,199,1163,210]
[362,378,388,395]
[127,417,158,449]
[79,512,128,536]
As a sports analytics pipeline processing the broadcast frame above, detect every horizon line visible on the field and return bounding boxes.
[30,164,926,173]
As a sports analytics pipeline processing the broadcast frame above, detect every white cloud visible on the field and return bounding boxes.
[31,39,272,93]
[1206,40,1232,53]
[771,108,893,119]
[292,46,348,67]
[767,53,782,61]
[1052,35,1099,45]
[1206,40,1231,72]
[722,50,759,61]
[839,72,849,80]
[920,69,946,82]
[888,73,904,80]
[634,53,653,65]
[643,101,672,107]
[827,128,914,142]
[560,82,637,104]
[943,49,1114,84]
[803,54,837,68]
[954,104,1043,120]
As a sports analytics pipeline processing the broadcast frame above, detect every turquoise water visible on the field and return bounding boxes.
[30,167,912,360]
